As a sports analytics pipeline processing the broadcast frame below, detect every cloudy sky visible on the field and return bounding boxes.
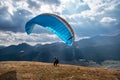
[0,0,120,46]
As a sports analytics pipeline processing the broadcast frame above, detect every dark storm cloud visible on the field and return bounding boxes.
[41,0,60,5]
[0,0,31,32]
[0,0,60,33]
[0,0,120,36]
[0,8,32,32]
[27,0,60,8]
[11,9,32,32]
[0,6,14,31]
[0,0,120,46]
[27,0,40,8]
[0,6,8,15]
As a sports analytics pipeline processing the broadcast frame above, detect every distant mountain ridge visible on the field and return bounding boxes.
[0,34,120,65]
[75,34,120,48]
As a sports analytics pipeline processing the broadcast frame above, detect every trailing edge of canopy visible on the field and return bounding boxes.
[40,13,75,40]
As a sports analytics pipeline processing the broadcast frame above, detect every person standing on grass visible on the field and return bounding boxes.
[53,57,59,66]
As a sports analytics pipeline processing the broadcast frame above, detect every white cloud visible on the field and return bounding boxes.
[0,0,16,15]
[0,0,120,46]
[0,0,119,27]
[0,31,91,46]
[0,31,60,46]
[75,35,90,41]
[57,0,89,15]
[69,0,119,20]
[100,17,117,23]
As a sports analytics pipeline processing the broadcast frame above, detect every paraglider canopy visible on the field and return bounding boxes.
[25,13,75,46]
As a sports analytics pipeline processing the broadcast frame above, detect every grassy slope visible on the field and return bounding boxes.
[0,61,120,80]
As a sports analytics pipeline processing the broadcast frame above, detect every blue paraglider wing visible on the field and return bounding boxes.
[25,13,75,46]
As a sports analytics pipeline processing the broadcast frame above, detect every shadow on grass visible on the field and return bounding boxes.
[0,71,17,80]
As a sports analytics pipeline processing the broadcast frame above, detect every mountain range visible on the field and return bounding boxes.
[0,34,120,66]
